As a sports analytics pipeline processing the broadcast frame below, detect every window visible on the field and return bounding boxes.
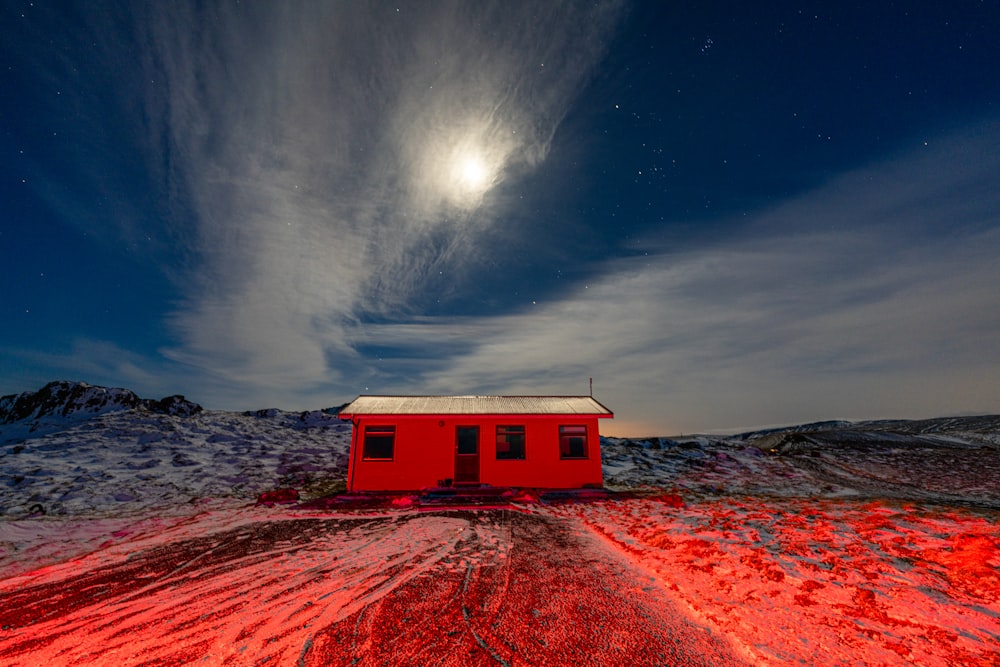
[362,425,395,460]
[496,425,525,460]
[456,426,479,455]
[559,425,588,459]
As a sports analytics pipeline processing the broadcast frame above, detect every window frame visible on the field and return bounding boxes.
[362,425,396,461]
[558,424,589,459]
[495,424,526,460]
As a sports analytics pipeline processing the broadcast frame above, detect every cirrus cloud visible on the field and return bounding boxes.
[134,1,625,396]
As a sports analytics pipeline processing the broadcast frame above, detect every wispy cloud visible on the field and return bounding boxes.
[130,1,625,398]
[358,122,1000,433]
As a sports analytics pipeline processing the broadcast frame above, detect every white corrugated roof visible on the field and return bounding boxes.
[339,395,613,417]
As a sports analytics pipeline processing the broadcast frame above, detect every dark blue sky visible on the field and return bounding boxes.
[3,1,999,434]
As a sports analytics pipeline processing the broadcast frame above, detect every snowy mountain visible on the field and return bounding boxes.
[0,380,203,444]
[0,380,204,423]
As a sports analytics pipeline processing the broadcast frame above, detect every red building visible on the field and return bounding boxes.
[339,395,613,492]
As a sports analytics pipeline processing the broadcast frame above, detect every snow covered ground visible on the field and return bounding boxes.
[601,416,1000,508]
[0,508,752,666]
[1,382,999,665]
[552,496,1000,666]
[1,405,350,519]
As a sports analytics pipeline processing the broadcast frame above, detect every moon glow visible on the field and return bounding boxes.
[458,156,488,189]
[438,147,499,210]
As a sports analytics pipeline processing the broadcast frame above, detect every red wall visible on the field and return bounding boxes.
[345,415,606,492]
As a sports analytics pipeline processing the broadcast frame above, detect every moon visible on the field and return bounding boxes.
[440,149,496,209]
[422,136,507,211]
[457,156,488,189]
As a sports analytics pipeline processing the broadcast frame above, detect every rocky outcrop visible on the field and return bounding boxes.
[144,394,203,417]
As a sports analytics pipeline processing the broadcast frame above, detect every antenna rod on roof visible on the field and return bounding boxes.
[589,377,593,397]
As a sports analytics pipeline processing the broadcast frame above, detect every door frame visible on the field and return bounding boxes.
[454,425,480,484]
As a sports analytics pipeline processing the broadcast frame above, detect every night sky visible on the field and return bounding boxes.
[3,1,999,435]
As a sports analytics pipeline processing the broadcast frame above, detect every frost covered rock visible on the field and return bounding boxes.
[144,394,203,417]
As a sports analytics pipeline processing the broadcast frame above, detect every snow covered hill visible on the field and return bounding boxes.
[1,382,350,518]
[598,416,1000,508]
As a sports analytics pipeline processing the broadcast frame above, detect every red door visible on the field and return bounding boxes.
[454,426,480,484]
